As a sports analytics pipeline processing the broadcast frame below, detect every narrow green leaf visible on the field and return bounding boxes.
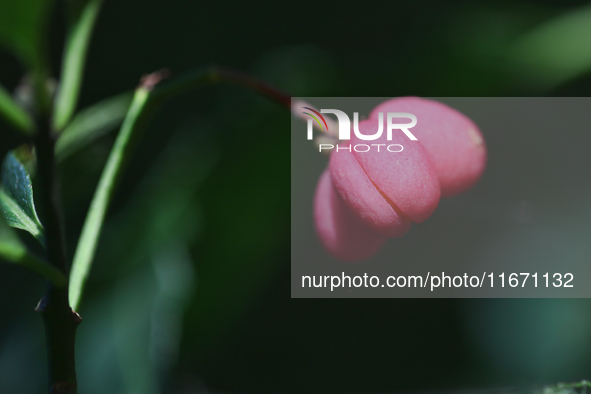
[0,0,52,69]
[53,0,104,131]
[0,215,65,286]
[0,84,34,135]
[69,87,150,309]
[56,91,133,161]
[0,152,44,242]
[68,67,291,309]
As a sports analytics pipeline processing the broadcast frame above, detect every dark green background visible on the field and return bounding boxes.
[1,0,591,392]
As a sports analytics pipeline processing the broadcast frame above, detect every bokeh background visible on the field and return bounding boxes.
[1,0,591,393]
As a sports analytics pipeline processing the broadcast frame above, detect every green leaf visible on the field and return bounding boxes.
[0,214,65,286]
[0,0,52,70]
[53,0,104,131]
[0,84,34,135]
[0,152,44,242]
[69,87,150,309]
[56,91,133,161]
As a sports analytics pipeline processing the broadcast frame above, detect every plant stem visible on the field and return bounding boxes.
[34,100,80,393]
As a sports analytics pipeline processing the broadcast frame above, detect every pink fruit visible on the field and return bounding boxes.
[370,97,486,197]
[312,97,487,263]
[314,169,386,262]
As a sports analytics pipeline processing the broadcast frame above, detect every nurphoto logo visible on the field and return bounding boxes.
[303,108,418,153]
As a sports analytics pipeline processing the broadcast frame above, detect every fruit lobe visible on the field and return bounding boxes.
[314,169,385,262]
[370,97,486,197]
[329,142,412,238]
[350,117,441,224]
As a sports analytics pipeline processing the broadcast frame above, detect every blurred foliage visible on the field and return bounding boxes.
[0,0,51,70]
[0,84,33,133]
[53,0,103,131]
[537,380,591,394]
[56,91,132,161]
[1,0,591,393]
[506,4,591,91]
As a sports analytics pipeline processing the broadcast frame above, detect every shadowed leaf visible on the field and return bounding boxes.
[0,214,65,286]
[0,152,44,242]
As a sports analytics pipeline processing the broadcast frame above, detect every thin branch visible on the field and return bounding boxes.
[35,93,80,393]
[152,66,291,109]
